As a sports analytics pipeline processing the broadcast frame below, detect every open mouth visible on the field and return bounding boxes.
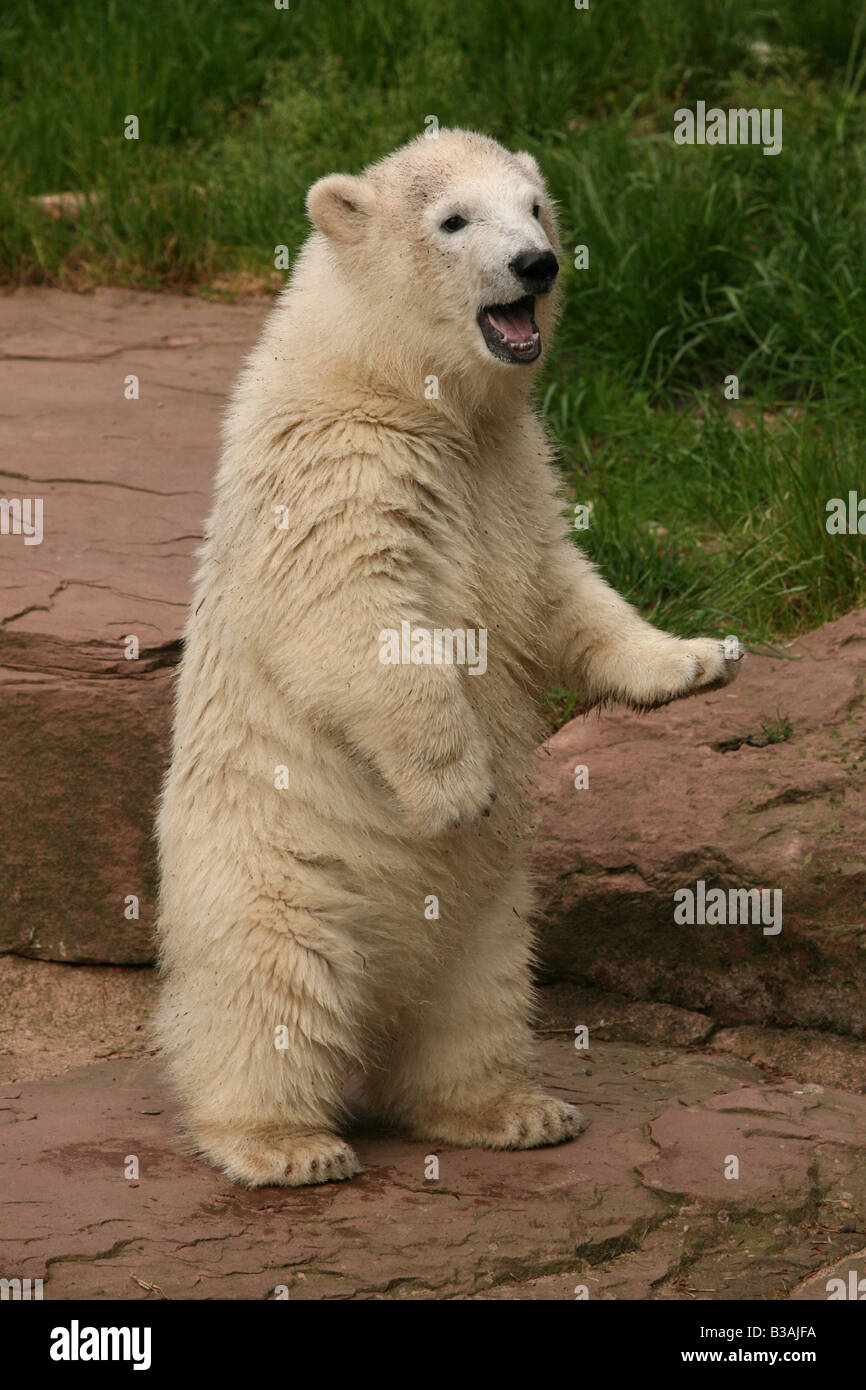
[477,295,540,364]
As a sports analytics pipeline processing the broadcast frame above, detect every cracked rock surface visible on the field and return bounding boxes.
[0,288,263,652]
[2,988,864,1300]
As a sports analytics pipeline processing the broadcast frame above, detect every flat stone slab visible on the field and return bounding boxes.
[0,287,264,654]
[0,289,265,962]
[711,1025,866,1095]
[0,953,157,1084]
[2,1037,864,1301]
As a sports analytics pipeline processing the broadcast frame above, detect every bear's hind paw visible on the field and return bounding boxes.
[418,1090,587,1150]
[195,1127,362,1188]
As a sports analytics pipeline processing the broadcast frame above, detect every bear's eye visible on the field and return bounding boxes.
[532,203,541,219]
[441,215,467,233]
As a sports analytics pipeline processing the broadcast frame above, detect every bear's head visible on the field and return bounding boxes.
[306,129,561,382]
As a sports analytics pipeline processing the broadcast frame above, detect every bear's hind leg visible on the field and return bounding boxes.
[157,906,367,1187]
[363,874,586,1150]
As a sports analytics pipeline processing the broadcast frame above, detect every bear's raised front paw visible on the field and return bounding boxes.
[196,1127,362,1188]
[672,636,744,698]
[611,635,743,709]
[420,1090,587,1150]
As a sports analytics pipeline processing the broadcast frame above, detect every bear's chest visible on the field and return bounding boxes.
[439,464,549,674]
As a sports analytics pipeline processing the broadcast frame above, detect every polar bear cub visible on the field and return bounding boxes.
[156,129,741,1187]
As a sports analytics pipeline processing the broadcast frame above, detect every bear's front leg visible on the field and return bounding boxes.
[380,697,497,838]
[546,540,743,709]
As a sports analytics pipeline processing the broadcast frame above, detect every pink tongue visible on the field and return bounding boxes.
[487,305,534,342]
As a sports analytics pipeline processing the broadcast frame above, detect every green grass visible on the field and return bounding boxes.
[3,0,866,650]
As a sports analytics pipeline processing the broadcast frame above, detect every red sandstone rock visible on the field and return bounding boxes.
[532,609,866,1035]
[0,289,264,962]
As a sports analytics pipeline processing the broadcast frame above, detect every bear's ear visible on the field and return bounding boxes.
[306,174,374,243]
[514,150,542,182]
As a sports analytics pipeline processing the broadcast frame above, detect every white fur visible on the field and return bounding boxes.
[156,130,741,1187]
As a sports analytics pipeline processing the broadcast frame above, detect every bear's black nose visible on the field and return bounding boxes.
[509,249,559,294]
